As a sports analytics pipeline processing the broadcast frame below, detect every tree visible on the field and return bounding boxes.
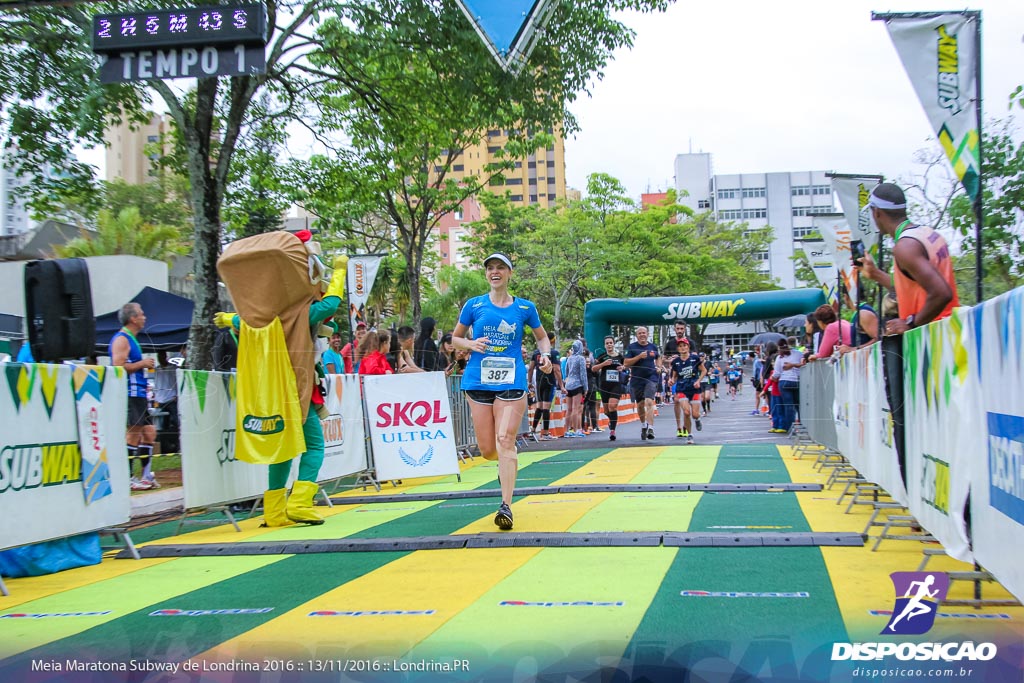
[947,122,1024,305]
[464,173,777,340]
[421,265,487,333]
[1,1,322,367]
[56,206,184,263]
[901,118,1024,306]
[295,0,672,325]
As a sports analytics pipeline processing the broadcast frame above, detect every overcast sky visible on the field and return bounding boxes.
[562,0,1024,199]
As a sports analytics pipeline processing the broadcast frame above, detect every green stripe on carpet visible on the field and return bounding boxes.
[625,443,848,677]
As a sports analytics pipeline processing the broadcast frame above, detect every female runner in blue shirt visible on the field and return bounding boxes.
[452,253,552,530]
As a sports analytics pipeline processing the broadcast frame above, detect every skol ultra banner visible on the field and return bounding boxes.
[0,362,130,551]
[346,254,383,333]
[881,12,981,199]
[363,372,460,481]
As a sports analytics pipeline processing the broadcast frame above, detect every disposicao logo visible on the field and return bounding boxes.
[882,572,949,635]
[308,610,436,617]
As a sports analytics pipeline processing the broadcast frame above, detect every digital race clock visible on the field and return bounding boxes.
[92,4,267,53]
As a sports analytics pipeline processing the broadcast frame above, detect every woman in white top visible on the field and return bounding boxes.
[772,337,805,433]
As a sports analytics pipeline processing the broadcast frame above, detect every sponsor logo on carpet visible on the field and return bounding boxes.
[869,610,1010,620]
[680,590,809,598]
[883,572,949,635]
[708,525,793,530]
[308,610,436,617]
[499,601,624,607]
[149,608,274,617]
[1,611,111,619]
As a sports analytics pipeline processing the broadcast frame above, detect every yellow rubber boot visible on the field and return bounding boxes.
[286,480,325,525]
[260,489,292,527]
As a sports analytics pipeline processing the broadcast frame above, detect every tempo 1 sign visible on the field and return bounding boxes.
[99,45,266,84]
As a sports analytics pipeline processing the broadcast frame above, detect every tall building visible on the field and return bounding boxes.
[432,196,482,270]
[674,153,835,289]
[0,154,35,237]
[447,127,567,210]
[105,113,171,184]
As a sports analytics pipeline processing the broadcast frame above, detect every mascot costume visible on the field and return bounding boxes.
[215,230,344,526]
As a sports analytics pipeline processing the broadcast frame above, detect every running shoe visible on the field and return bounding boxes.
[593,428,604,433]
[695,418,702,432]
[494,502,514,530]
[130,477,154,491]
[646,428,654,440]
[676,429,684,438]
[769,428,787,434]
[609,430,616,441]
[750,410,760,416]
[681,430,690,438]
[144,474,161,489]
[687,435,695,445]
[640,426,649,440]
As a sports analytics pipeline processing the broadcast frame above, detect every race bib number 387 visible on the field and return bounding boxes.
[482,357,516,385]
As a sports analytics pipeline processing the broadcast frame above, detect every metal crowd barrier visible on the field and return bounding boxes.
[799,359,839,452]
[446,375,477,456]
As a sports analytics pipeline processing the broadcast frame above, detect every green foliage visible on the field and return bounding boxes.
[421,266,488,333]
[56,206,185,263]
[947,121,1024,305]
[791,248,818,287]
[464,173,777,339]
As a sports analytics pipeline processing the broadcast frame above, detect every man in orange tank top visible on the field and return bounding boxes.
[857,183,959,335]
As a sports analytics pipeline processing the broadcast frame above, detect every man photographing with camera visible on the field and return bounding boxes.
[855,183,959,335]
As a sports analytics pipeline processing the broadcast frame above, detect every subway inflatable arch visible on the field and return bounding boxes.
[583,289,827,352]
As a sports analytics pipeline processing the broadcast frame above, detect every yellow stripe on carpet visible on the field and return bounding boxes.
[0,558,174,610]
[781,446,1024,642]
[189,547,544,662]
[567,446,718,533]
[0,556,286,658]
[411,547,678,667]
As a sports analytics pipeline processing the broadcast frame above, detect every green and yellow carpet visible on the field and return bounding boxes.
[2,444,1021,682]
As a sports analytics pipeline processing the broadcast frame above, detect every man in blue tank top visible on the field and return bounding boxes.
[110,302,158,490]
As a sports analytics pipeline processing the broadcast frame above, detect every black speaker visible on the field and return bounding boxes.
[24,258,95,362]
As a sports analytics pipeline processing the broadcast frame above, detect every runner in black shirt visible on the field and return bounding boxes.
[593,335,626,441]
[528,331,563,440]
[669,339,706,443]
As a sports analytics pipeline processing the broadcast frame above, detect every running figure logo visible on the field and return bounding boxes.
[882,572,949,635]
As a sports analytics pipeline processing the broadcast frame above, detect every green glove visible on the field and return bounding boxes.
[213,312,236,328]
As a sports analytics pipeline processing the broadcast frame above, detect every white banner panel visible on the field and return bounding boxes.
[299,373,368,482]
[833,345,908,506]
[883,13,981,199]
[180,370,371,508]
[363,372,460,481]
[0,363,130,551]
[966,288,1024,602]
[901,311,973,562]
[178,369,267,509]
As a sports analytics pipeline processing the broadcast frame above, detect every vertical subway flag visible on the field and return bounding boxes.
[879,12,981,199]
[831,176,880,252]
[345,255,383,334]
[73,366,113,504]
[813,213,858,295]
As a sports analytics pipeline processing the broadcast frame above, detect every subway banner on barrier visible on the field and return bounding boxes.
[179,370,369,509]
[965,287,1024,603]
[879,12,981,199]
[362,372,460,481]
[0,363,130,551]
[901,309,974,562]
